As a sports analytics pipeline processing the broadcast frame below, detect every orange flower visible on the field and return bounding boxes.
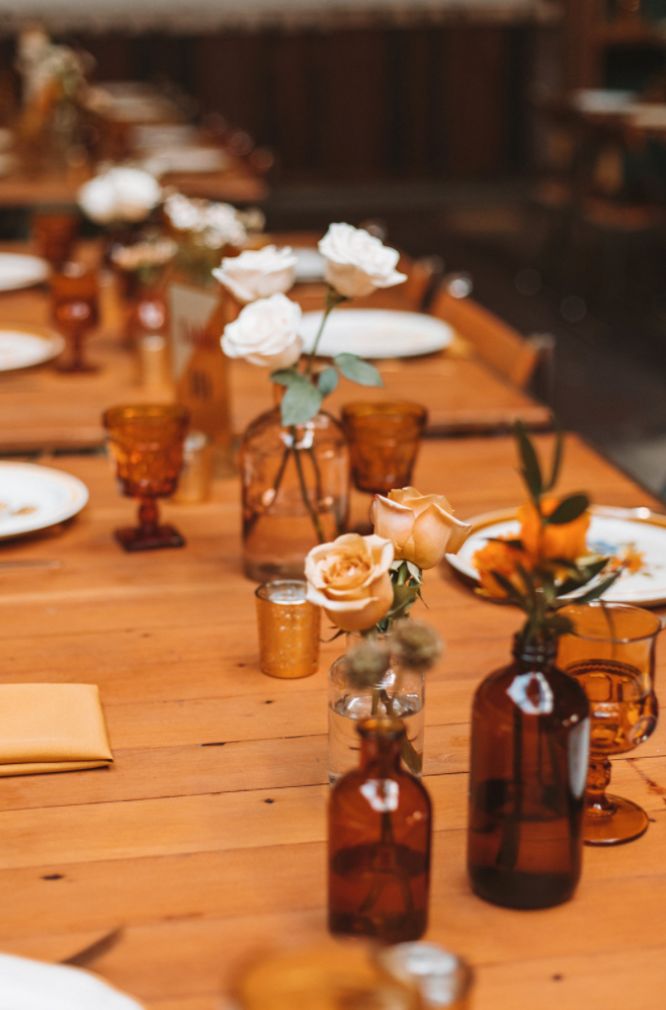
[518,497,589,563]
[473,538,530,600]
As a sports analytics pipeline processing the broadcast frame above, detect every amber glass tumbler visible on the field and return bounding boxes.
[103,404,189,551]
[558,602,661,845]
[50,263,99,373]
[255,579,320,679]
[329,718,431,943]
[33,210,79,268]
[341,401,428,496]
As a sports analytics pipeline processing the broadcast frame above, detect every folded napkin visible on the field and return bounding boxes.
[0,953,143,1009]
[0,684,112,776]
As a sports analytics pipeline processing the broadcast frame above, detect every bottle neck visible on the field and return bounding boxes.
[511,633,557,673]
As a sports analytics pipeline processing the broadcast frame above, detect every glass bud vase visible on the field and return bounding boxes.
[328,717,432,943]
[329,642,425,786]
[240,406,349,582]
[467,635,590,910]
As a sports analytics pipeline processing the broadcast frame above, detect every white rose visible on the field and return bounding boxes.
[213,245,297,304]
[221,293,303,369]
[78,167,162,225]
[318,222,407,299]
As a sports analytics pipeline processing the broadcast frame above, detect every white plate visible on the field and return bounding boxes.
[300,309,453,360]
[293,247,325,283]
[0,327,65,372]
[446,505,666,607]
[0,253,49,292]
[0,463,88,540]
[0,952,143,1009]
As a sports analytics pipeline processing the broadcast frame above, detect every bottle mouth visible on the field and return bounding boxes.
[357,717,406,741]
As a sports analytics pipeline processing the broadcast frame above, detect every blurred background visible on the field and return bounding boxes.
[0,0,664,498]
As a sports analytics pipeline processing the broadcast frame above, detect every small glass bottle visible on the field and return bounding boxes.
[467,635,590,909]
[328,717,432,943]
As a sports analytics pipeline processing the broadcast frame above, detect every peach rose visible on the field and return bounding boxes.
[305,533,394,633]
[370,488,470,570]
[473,538,531,599]
[518,496,590,563]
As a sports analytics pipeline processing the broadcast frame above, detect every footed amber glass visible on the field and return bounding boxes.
[50,263,99,374]
[103,404,189,551]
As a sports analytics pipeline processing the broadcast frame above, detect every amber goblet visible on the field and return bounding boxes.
[558,603,662,845]
[103,404,190,551]
[33,210,79,268]
[50,263,100,374]
[341,401,428,496]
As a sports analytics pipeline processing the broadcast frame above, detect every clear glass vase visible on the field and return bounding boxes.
[328,642,425,785]
[240,407,349,582]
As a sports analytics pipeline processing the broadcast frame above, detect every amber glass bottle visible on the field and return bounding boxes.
[467,636,590,909]
[328,718,431,943]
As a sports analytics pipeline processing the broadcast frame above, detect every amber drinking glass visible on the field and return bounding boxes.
[103,404,189,551]
[33,210,79,268]
[328,718,431,943]
[558,603,662,845]
[255,579,321,679]
[341,401,428,496]
[50,263,99,373]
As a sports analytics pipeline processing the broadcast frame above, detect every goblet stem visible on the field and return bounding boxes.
[138,497,160,536]
[585,756,614,818]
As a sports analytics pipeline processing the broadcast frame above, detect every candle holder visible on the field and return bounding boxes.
[103,403,189,551]
[341,401,428,496]
[255,579,320,679]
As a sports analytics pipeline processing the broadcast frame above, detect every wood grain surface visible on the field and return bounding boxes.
[0,435,664,1009]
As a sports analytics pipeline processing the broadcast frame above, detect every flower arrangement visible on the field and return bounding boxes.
[165,194,262,285]
[218,223,406,428]
[305,489,470,634]
[217,223,408,549]
[111,236,177,281]
[78,167,162,227]
[472,423,621,647]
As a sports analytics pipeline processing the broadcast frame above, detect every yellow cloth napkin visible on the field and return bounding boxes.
[0,684,113,776]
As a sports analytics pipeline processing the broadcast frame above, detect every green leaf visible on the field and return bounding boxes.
[570,571,621,605]
[280,379,323,426]
[545,493,589,525]
[488,570,527,608]
[487,536,524,549]
[317,367,338,396]
[514,420,543,503]
[334,353,383,387]
[544,424,564,492]
[270,368,301,387]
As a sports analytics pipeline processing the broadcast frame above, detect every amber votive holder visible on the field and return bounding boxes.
[255,579,320,679]
[342,401,428,495]
[103,403,189,552]
[33,210,79,268]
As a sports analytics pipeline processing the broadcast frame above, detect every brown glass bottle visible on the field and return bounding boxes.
[467,636,590,909]
[328,717,431,943]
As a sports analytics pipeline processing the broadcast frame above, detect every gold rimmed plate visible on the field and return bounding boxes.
[446,505,666,607]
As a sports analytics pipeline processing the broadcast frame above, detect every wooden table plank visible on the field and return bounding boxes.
[0,433,663,1007]
[0,245,549,451]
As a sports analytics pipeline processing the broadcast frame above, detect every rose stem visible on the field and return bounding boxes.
[292,433,325,542]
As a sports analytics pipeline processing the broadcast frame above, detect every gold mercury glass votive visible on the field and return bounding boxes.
[255,579,320,679]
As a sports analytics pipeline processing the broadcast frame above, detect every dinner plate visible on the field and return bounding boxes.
[0,327,65,372]
[300,309,453,359]
[0,953,143,1009]
[0,463,88,540]
[293,247,325,283]
[0,253,49,292]
[446,505,666,607]
[142,146,230,176]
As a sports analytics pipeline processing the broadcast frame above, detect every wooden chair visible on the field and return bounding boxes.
[430,287,555,400]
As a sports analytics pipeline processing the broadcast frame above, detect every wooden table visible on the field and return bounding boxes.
[0,250,549,453]
[0,161,267,210]
[0,433,663,1009]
